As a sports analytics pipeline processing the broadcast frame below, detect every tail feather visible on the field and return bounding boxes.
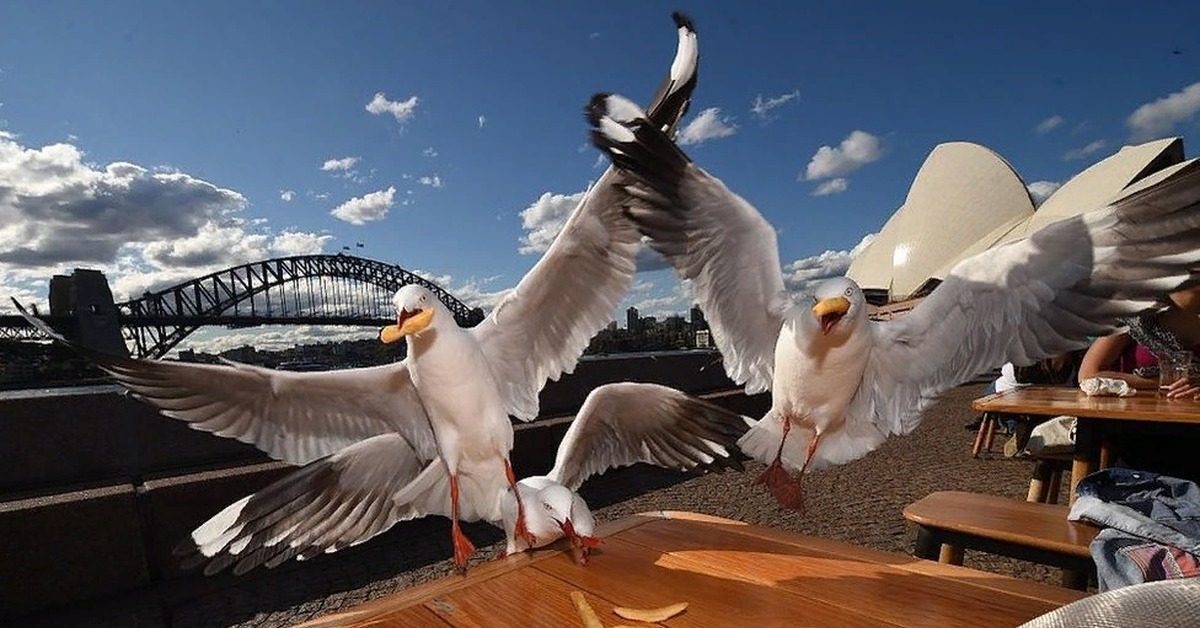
[737,413,888,474]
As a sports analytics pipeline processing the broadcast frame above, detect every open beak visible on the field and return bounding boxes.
[380,307,434,343]
[812,297,850,335]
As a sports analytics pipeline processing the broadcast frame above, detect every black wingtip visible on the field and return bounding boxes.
[671,11,696,33]
[584,92,612,126]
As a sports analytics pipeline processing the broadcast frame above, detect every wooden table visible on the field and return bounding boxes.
[298,511,1086,628]
[973,386,1200,504]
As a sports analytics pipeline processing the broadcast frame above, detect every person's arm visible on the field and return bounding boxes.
[1078,332,1158,389]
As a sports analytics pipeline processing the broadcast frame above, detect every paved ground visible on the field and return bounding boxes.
[52,382,1067,627]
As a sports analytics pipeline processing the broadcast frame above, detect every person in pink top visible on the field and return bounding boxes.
[1079,286,1200,399]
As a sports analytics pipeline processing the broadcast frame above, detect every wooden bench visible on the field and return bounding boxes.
[903,491,1101,590]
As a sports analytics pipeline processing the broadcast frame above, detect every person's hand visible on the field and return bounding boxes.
[1164,376,1200,400]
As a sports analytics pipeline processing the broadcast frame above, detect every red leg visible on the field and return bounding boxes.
[505,460,537,547]
[449,474,476,574]
[755,419,819,513]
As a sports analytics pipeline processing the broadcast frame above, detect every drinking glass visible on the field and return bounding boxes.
[1157,351,1191,392]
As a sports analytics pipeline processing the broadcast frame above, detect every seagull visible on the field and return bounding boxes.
[586,93,1200,512]
[498,381,752,564]
[9,11,701,575]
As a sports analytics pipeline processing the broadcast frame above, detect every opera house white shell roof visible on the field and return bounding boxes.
[849,137,1186,303]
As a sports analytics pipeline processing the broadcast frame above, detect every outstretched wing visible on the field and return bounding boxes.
[13,301,437,465]
[588,94,791,393]
[862,160,1200,437]
[547,382,752,491]
[473,14,701,420]
[178,433,433,575]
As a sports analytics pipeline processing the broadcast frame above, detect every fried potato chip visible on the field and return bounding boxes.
[613,601,689,622]
[569,590,604,628]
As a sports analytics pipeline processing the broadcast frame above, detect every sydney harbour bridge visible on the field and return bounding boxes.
[0,254,486,359]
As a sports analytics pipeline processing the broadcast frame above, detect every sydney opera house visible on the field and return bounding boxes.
[849,137,1195,316]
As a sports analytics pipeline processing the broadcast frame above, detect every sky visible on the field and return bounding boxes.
[1,1,1198,353]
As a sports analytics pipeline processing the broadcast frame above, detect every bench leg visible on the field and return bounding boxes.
[938,544,965,565]
[915,527,940,560]
[1027,459,1056,503]
[1046,468,1062,504]
[1061,569,1088,591]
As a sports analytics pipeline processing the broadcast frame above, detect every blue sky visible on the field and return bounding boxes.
[1,1,1198,351]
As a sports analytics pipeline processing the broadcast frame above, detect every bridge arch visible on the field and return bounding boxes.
[117,254,485,358]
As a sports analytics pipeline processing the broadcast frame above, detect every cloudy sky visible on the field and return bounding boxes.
[1,1,1198,352]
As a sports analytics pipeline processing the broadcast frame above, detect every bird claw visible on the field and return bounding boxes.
[757,461,806,514]
[451,527,476,574]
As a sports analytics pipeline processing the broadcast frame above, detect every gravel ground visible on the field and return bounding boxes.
[50,382,1066,627]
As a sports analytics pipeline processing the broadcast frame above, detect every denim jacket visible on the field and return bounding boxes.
[1068,467,1200,591]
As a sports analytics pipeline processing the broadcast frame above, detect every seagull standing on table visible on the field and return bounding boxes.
[587,93,1200,512]
[10,12,700,575]
[498,381,752,563]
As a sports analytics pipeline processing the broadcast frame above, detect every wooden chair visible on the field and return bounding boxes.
[903,491,1099,590]
[971,412,1003,457]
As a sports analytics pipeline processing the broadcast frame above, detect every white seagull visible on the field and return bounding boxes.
[587,93,1200,511]
[498,381,752,564]
[9,12,701,575]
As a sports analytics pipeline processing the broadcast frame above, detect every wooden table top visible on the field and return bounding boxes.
[973,386,1200,423]
[298,511,1087,628]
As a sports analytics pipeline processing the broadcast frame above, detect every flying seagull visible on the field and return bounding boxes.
[169,381,748,574]
[10,11,700,574]
[587,93,1200,512]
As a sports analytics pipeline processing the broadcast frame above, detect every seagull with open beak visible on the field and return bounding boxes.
[587,91,1200,514]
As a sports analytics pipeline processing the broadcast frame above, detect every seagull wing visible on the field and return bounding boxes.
[473,15,700,420]
[588,94,791,393]
[862,163,1200,437]
[179,433,435,575]
[12,301,436,465]
[547,382,752,491]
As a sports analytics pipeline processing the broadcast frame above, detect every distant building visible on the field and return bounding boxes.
[695,329,711,349]
[847,137,1189,305]
[626,306,640,334]
[690,305,706,330]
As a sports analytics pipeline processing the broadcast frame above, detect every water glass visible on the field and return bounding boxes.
[1157,351,1191,391]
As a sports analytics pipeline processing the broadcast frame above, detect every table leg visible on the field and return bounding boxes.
[1070,417,1100,506]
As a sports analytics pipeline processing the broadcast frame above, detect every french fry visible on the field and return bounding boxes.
[613,601,689,622]
[569,590,605,628]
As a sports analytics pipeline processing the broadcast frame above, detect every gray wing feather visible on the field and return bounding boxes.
[547,382,752,491]
[178,433,432,575]
[472,14,701,420]
[11,300,436,465]
[864,164,1200,437]
[587,95,790,393]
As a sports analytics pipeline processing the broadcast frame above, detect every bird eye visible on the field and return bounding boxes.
[844,288,853,297]
[543,503,554,511]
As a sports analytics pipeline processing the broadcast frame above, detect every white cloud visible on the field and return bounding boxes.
[330,186,396,225]
[1127,81,1200,142]
[478,115,487,129]
[179,325,380,354]
[1026,180,1062,207]
[782,233,876,297]
[518,190,587,254]
[630,279,696,320]
[803,130,884,181]
[422,147,438,158]
[320,156,359,172]
[1063,140,1107,161]
[366,93,419,124]
[412,269,511,313]
[1034,115,1064,135]
[677,108,737,146]
[751,90,800,120]
[0,131,246,267]
[280,189,296,202]
[811,178,849,196]
[418,174,444,188]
